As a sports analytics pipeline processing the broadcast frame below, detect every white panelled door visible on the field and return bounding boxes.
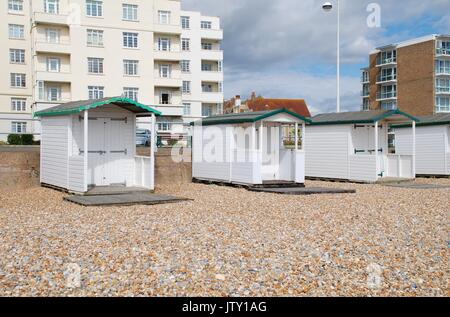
[261,125,280,180]
[88,118,108,186]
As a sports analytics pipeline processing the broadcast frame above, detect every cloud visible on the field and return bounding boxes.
[182,0,450,112]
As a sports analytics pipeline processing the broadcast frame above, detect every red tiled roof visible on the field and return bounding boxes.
[247,99,311,117]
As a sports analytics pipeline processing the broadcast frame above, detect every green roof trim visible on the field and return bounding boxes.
[34,97,162,117]
[191,109,312,126]
[392,113,450,128]
[310,109,420,126]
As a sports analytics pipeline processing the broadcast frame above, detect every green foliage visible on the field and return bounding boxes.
[21,134,34,145]
[167,139,178,147]
[7,134,34,145]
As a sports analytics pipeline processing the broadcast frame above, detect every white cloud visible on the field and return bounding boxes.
[182,0,450,113]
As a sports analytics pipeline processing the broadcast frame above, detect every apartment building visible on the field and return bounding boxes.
[0,0,224,141]
[361,34,450,116]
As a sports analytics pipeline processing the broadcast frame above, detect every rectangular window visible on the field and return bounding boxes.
[218,82,223,93]
[159,64,171,78]
[10,49,25,64]
[44,0,59,14]
[158,38,171,51]
[202,83,213,93]
[88,86,104,99]
[182,81,191,94]
[436,78,450,93]
[124,60,139,76]
[381,100,397,110]
[201,42,212,50]
[46,57,61,72]
[8,0,23,12]
[181,60,190,73]
[159,91,170,104]
[11,98,26,111]
[87,29,103,46]
[88,57,104,74]
[8,24,24,39]
[123,32,138,48]
[122,4,138,21]
[436,97,450,112]
[181,16,190,29]
[201,21,212,29]
[436,60,450,74]
[46,28,60,43]
[157,123,172,132]
[378,50,397,65]
[362,98,370,111]
[218,61,223,72]
[202,63,212,71]
[11,122,27,134]
[202,105,213,117]
[86,0,103,17]
[158,10,170,24]
[183,103,191,116]
[10,73,26,87]
[47,86,61,101]
[123,87,139,101]
[181,38,190,51]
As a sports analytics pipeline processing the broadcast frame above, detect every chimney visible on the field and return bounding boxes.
[235,95,241,107]
[251,91,257,100]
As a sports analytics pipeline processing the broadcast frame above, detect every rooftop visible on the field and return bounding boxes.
[311,110,419,125]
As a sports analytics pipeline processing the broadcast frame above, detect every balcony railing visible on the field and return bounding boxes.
[436,87,450,94]
[377,73,397,83]
[436,67,450,75]
[436,48,450,56]
[377,57,397,66]
[361,90,370,97]
[377,91,397,100]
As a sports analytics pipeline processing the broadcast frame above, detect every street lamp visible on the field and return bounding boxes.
[322,1,340,113]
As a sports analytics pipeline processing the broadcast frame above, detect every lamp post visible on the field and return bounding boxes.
[322,1,340,113]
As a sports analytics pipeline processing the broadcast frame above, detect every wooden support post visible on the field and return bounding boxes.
[259,121,264,164]
[301,122,306,150]
[374,121,379,179]
[83,110,89,192]
[294,122,299,151]
[150,113,156,190]
[412,120,416,178]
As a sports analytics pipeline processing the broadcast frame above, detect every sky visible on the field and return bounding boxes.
[182,0,450,114]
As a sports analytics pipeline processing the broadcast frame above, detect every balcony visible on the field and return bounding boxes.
[200,29,223,40]
[436,48,450,57]
[154,104,184,117]
[153,50,181,61]
[201,92,224,103]
[200,50,223,61]
[201,71,223,82]
[361,90,370,98]
[436,67,450,76]
[154,77,182,88]
[376,73,397,84]
[35,41,71,54]
[376,57,397,67]
[36,71,71,83]
[33,11,69,26]
[376,91,397,101]
[436,87,450,95]
[153,23,182,35]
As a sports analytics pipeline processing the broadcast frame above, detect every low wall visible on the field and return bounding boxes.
[0,146,192,190]
[0,146,40,190]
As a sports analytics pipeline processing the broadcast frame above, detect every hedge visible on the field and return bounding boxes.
[7,134,34,145]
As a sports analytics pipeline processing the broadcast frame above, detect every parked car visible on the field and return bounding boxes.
[136,129,151,146]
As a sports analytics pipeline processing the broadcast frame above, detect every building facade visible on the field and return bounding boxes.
[361,34,450,116]
[0,0,223,141]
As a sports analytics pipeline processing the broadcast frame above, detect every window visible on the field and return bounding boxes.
[218,61,223,72]
[159,64,171,78]
[202,105,213,117]
[122,4,138,21]
[379,85,396,99]
[436,78,450,93]
[437,41,450,55]
[182,81,191,94]
[123,32,138,48]
[159,91,170,104]
[157,123,172,132]
[8,0,23,12]
[362,84,369,97]
[47,86,61,101]
[86,0,102,17]
[88,57,104,74]
[379,50,397,64]
[202,83,213,92]
[218,82,223,93]
[46,28,60,43]
[181,16,190,29]
[201,42,212,50]
[157,38,170,51]
[8,24,24,39]
[361,70,369,83]
[123,87,139,101]
[10,49,25,64]
[10,73,26,87]
[87,29,103,46]
[202,63,212,71]
[181,60,190,73]
[381,100,397,110]
[183,103,191,116]
[436,97,450,112]
[11,122,27,134]
[388,129,396,154]
[47,57,61,72]
[436,60,450,74]
[11,98,26,111]
[181,38,190,51]
[124,60,139,76]
[44,0,59,14]
[201,21,212,29]
[158,10,170,24]
[88,86,104,99]
[362,98,370,111]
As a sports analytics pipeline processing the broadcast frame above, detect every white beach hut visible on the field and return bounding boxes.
[393,113,450,176]
[191,109,312,186]
[35,97,161,193]
[305,110,419,182]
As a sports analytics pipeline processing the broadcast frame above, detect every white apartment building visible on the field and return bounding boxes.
[0,0,224,141]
